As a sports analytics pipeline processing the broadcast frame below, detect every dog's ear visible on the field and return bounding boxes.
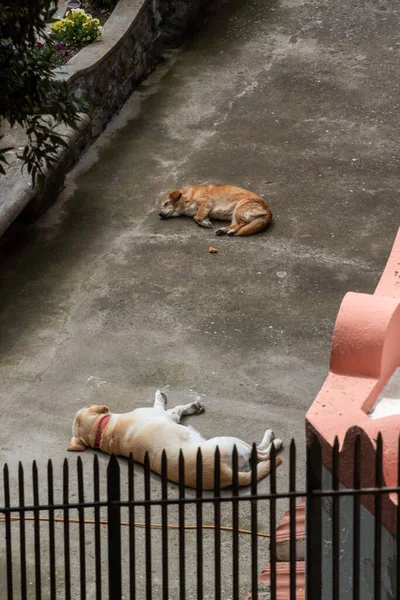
[169,190,182,202]
[85,404,109,414]
[67,436,87,452]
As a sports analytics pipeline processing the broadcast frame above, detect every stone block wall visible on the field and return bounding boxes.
[159,0,214,45]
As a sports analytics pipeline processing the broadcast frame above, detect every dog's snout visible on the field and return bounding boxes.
[159,212,168,219]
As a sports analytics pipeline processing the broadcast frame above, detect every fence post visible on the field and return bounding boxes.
[3,464,13,600]
[107,455,122,599]
[306,435,322,600]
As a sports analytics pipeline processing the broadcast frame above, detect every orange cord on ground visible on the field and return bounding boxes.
[0,514,270,538]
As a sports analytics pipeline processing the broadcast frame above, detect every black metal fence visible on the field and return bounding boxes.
[0,435,399,599]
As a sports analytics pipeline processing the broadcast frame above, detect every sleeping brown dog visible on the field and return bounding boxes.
[159,184,272,236]
[68,390,282,489]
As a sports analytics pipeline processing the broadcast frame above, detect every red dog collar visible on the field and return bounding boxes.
[94,415,111,449]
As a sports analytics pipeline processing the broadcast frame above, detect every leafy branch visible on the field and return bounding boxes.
[0,0,88,189]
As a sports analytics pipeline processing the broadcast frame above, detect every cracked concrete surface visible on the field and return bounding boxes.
[0,0,399,596]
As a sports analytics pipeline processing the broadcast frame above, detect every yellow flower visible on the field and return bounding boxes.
[51,21,62,31]
[93,19,100,25]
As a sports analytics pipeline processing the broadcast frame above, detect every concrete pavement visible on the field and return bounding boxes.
[0,0,399,596]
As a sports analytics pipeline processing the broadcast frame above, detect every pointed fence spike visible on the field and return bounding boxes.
[214,446,221,490]
[250,442,258,492]
[144,451,150,470]
[332,436,339,490]
[375,432,383,487]
[196,446,203,489]
[178,450,185,488]
[289,439,296,487]
[161,449,167,477]
[270,439,276,479]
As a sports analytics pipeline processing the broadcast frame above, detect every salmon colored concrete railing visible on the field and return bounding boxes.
[244,227,400,599]
[306,226,400,532]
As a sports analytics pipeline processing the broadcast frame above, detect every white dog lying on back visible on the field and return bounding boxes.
[68,390,283,489]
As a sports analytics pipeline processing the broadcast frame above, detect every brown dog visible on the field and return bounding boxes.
[159,184,272,236]
[68,390,283,489]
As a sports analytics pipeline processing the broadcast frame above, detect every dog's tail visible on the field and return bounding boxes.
[235,215,271,236]
[220,457,282,488]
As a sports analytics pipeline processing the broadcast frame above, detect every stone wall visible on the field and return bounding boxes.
[57,0,163,140]
[159,0,214,45]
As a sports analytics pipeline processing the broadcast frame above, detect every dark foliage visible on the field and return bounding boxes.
[0,0,88,189]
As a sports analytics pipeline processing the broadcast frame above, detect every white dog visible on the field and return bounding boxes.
[68,390,283,489]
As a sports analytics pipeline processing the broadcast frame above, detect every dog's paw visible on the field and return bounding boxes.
[266,429,275,441]
[195,217,213,229]
[192,402,206,414]
[155,389,167,405]
[201,219,213,229]
[273,438,283,452]
[226,229,236,236]
[215,228,227,236]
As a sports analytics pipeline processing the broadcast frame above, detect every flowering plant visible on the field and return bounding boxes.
[29,41,73,68]
[50,8,103,44]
